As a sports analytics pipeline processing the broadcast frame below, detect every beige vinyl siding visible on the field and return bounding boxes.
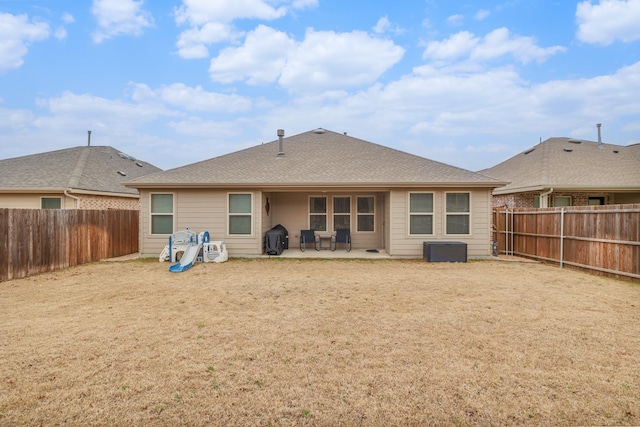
[389,188,492,258]
[139,188,263,257]
[0,193,74,209]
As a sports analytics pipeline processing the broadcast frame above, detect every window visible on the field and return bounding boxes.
[333,196,351,231]
[588,197,604,205]
[409,192,433,235]
[533,196,541,208]
[357,196,375,232]
[41,197,61,209]
[228,193,253,235]
[554,196,571,207]
[151,194,173,234]
[309,196,327,231]
[446,192,470,235]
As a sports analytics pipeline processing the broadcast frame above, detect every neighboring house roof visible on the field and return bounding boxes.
[480,137,640,195]
[0,146,162,196]
[126,129,506,189]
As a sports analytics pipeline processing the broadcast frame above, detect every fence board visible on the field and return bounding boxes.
[0,209,139,282]
[493,204,640,282]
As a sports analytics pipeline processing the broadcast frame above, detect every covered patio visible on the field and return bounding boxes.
[262,247,392,259]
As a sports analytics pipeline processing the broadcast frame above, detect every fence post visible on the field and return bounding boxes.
[560,208,565,268]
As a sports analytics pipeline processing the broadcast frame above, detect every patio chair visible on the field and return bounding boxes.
[300,229,319,251]
[331,228,351,252]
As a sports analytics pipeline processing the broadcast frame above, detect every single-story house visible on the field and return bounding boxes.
[480,137,640,208]
[126,128,507,258]
[0,145,162,210]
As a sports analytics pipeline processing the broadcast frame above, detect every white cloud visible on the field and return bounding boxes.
[0,13,50,74]
[280,29,404,92]
[174,0,317,59]
[61,12,75,24]
[576,0,640,45]
[474,9,490,21]
[209,26,404,92]
[176,23,238,59]
[142,83,253,112]
[423,27,565,65]
[373,16,404,35]
[209,25,296,84]
[373,16,391,34]
[91,0,154,44]
[174,0,287,58]
[446,14,464,26]
[174,0,287,26]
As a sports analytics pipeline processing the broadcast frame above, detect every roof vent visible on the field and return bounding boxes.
[117,171,127,176]
[563,148,573,152]
[135,161,143,167]
[313,128,326,134]
[118,152,131,160]
[568,139,582,144]
[613,150,619,154]
[277,129,285,157]
[524,148,535,155]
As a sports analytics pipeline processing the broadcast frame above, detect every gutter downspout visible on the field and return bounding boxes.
[539,187,553,208]
[64,190,81,209]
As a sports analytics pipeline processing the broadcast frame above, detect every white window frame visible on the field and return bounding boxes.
[227,192,254,236]
[356,195,375,233]
[444,192,471,236]
[332,195,351,232]
[150,193,175,235]
[41,197,62,209]
[408,192,434,236]
[309,196,328,232]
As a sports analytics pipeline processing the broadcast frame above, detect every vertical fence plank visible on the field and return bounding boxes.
[494,204,640,282]
[0,209,139,282]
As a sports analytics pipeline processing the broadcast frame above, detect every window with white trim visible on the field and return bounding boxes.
[150,193,174,234]
[333,196,351,231]
[228,193,253,235]
[409,192,433,235]
[309,196,327,231]
[356,196,375,232]
[41,197,62,209]
[554,196,571,207]
[445,192,470,235]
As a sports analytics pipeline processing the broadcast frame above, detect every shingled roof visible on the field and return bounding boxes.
[480,137,640,195]
[126,129,505,189]
[0,146,162,195]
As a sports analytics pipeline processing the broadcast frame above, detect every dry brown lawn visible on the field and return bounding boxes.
[0,258,639,426]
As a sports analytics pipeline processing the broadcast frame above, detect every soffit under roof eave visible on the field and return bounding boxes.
[67,188,140,198]
[0,187,140,198]
[492,185,546,195]
[493,185,640,195]
[0,187,70,194]
[127,181,507,190]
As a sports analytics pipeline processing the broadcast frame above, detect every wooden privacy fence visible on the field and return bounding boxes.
[0,209,139,282]
[493,204,640,281]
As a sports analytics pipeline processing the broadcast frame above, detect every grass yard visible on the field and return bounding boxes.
[0,258,639,426]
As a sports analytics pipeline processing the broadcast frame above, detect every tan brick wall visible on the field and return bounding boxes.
[492,192,613,208]
[491,193,536,209]
[78,195,140,210]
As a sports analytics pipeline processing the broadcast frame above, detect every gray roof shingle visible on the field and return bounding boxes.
[480,137,640,194]
[0,146,162,195]
[127,129,505,188]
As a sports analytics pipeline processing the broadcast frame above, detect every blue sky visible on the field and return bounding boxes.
[1,0,639,172]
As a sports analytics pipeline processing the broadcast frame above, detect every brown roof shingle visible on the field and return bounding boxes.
[127,129,504,188]
[0,146,162,195]
[480,137,640,194]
